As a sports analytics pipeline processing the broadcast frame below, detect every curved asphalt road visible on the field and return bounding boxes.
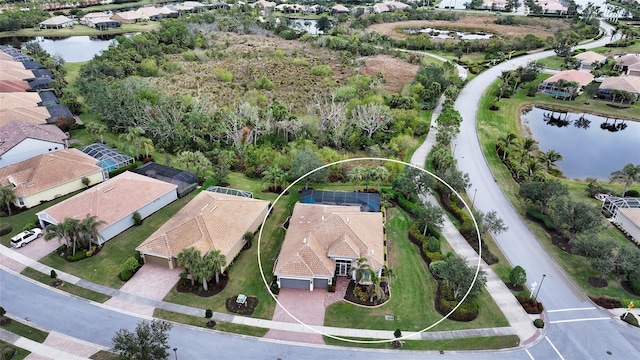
[454,21,640,359]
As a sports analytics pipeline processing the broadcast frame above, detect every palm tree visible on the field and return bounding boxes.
[496,133,518,160]
[204,250,227,284]
[347,167,367,191]
[516,137,539,166]
[118,127,145,158]
[78,214,105,247]
[354,257,390,303]
[44,218,81,256]
[262,165,286,190]
[177,247,201,286]
[539,149,563,171]
[177,151,199,172]
[86,123,107,143]
[0,187,16,216]
[141,137,154,158]
[610,163,640,197]
[191,255,216,291]
[369,166,390,193]
[192,151,212,180]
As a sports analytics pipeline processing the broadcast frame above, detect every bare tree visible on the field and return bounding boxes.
[351,103,392,138]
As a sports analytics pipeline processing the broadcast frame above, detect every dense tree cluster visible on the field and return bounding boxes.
[0,8,49,31]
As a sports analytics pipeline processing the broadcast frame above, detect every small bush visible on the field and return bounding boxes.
[0,223,12,236]
[124,257,140,272]
[394,328,402,338]
[526,208,556,230]
[132,212,142,226]
[205,309,213,319]
[425,236,440,252]
[50,270,57,279]
[517,296,544,314]
[292,58,309,67]
[435,283,479,321]
[621,312,639,327]
[626,190,640,197]
[426,251,445,262]
[213,68,233,82]
[251,76,275,90]
[353,285,369,302]
[1,346,16,360]
[182,50,199,61]
[310,65,332,77]
[120,269,133,281]
[66,251,87,262]
[533,318,544,328]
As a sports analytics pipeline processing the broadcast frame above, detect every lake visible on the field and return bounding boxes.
[521,106,640,181]
[0,34,130,63]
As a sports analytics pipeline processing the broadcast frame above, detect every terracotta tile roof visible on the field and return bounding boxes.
[274,203,384,279]
[0,80,29,93]
[620,208,640,228]
[0,107,50,126]
[0,93,42,109]
[112,10,144,20]
[136,191,269,268]
[38,171,177,230]
[599,76,640,94]
[574,51,607,64]
[137,6,163,17]
[0,52,13,61]
[40,15,74,26]
[0,69,34,81]
[0,120,67,157]
[0,60,26,70]
[0,148,102,198]
[616,54,640,66]
[544,70,594,87]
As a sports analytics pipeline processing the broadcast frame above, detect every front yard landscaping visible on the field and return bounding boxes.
[324,207,509,332]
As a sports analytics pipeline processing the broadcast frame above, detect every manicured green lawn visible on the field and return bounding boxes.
[39,193,196,289]
[1,318,48,343]
[323,335,520,350]
[324,207,509,331]
[0,340,29,360]
[20,267,111,303]
[477,78,640,302]
[154,309,268,337]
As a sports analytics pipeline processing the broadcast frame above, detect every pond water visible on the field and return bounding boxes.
[521,106,640,181]
[405,28,493,40]
[0,34,131,63]
[288,18,322,35]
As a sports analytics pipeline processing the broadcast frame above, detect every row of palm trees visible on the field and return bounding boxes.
[353,257,394,303]
[496,133,564,181]
[43,215,105,256]
[176,247,227,292]
[347,166,390,192]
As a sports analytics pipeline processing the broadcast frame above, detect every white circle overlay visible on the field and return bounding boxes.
[257,157,482,344]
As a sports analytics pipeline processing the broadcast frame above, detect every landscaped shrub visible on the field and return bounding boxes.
[533,318,544,328]
[397,194,420,214]
[626,190,640,197]
[1,346,16,360]
[120,269,133,281]
[0,223,12,236]
[435,283,478,321]
[629,272,640,295]
[205,309,213,319]
[426,251,445,263]
[517,296,544,314]
[425,236,440,253]
[132,212,142,226]
[124,257,140,272]
[66,251,87,262]
[526,208,556,231]
[353,285,369,302]
[50,270,57,279]
[621,312,639,327]
[590,296,621,309]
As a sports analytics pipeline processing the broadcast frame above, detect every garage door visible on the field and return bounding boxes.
[313,278,328,290]
[280,278,309,290]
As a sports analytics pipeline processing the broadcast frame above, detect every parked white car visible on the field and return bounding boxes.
[10,228,43,248]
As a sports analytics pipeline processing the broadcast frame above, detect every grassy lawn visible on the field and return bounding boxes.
[39,193,196,289]
[161,175,298,320]
[323,335,520,351]
[20,267,111,303]
[0,190,84,248]
[154,309,268,337]
[477,78,640,302]
[535,55,566,70]
[324,207,509,332]
[0,22,159,39]
[0,340,29,360]
[1,318,48,343]
[90,350,120,360]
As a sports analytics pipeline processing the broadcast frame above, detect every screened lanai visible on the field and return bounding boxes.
[81,143,134,172]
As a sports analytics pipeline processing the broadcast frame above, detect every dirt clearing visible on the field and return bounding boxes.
[360,54,418,93]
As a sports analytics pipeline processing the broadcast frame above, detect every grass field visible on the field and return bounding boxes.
[323,334,520,350]
[1,318,48,343]
[476,78,640,302]
[0,340,30,360]
[154,309,269,337]
[0,22,159,39]
[20,267,111,303]
[324,207,509,332]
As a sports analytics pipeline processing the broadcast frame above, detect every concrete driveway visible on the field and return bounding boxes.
[104,264,180,317]
[7,236,61,272]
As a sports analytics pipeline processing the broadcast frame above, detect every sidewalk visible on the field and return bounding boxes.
[409,95,538,345]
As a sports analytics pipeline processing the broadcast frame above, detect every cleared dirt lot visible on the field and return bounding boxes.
[361,54,419,93]
[367,15,569,40]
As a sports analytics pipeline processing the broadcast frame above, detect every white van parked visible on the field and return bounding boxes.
[10,228,43,248]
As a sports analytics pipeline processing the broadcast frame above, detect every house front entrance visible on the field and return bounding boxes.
[335,259,351,277]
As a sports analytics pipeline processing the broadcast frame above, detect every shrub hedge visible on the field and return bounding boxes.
[526,208,556,231]
[590,296,621,309]
[621,312,639,327]
[517,296,544,314]
[435,282,478,321]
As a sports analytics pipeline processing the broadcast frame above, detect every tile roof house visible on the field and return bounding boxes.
[597,76,640,102]
[36,171,178,243]
[0,148,105,209]
[0,93,43,110]
[136,191,269,269]
[0,107,51,127]
[331,4,349,14]
[538,70,594,99]
[574,51,607,70]
[39,15,75,29]
[111,10,146,23]
[274,203,384,291]
[80,12,122,30]
[0,120,68,168]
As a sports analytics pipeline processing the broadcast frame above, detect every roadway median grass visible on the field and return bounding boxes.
[153,309,269,337]
[20,267,111,303]
[322,335,520,351]
[324,207,509,332]
[476,78,639,302]
[1,317,48,343]
[0,339,30,360]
